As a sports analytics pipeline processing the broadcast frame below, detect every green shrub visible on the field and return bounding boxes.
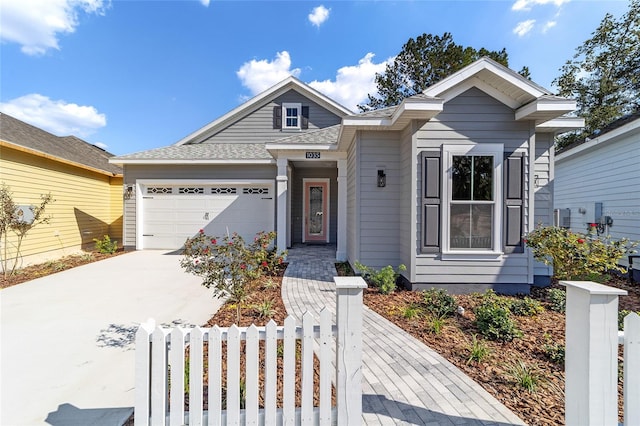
[475,303,522,342]
[354,261,406,294]
[547,288,566,313]
[510,297,544,317]
[428,316,446,334]
[402,304,420,320]
[422,288,456,318]
[94,235,118,254]
[543,342,565,365]
[254,299,275,319]
[524,225,635,280]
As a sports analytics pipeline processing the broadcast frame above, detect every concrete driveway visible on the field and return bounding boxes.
[1,250,223,426]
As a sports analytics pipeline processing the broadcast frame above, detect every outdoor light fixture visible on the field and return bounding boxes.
[377,170,386,188]
[124,185,134,200]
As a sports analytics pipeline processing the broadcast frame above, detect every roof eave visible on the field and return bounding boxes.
[535,117,585,134]
[556,117,640,161]
[516,99,577,123]
[109,158,275,165]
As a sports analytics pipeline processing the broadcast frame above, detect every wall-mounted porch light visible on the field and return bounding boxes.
[124,185,134,200]
[377,170,386,188]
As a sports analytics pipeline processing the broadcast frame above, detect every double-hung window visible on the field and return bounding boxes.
[442,144,503,257]
[282,103,301,130]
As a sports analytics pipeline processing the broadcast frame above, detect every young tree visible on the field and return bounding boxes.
[358,32,525,112]
[0,185,54,278]
[554,0,640,149]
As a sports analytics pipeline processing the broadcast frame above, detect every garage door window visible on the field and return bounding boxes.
[212,187,237,194]
[243,188,269,195]
[147,187,173,194]
[179,187,205,194]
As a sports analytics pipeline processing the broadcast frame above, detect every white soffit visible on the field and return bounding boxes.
[535,117,585,133]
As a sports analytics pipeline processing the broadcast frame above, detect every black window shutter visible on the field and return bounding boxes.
[273,106,282,129]
[504,152,524,253]
[422,151,441,253]
[301,106,309,129]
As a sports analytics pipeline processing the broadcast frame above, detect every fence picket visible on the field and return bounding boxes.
[190,327,205,426]
[301,311,314,425]
[282,316,296,425]
[245,324,259,425]
[319,308,332,426]
[135,320,154,426]
[169,327,186,426]
[151,327,169,426]
[264,320,277,425]
[624,312,640,426]
[226,325,241,425]
[208,326,222,426]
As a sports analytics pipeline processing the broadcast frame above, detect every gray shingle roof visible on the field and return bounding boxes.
[112,143,273,161]
[355,105,397,118]
[0,113,122,175]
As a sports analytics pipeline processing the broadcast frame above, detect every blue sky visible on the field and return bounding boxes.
[0,0,630,156]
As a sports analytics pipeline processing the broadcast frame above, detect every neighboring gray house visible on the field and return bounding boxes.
[554,113,640,244]
[111,58,582,293]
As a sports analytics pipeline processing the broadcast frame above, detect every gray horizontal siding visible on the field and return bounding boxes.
[346,137,359,263]
[533,133,554,278]
[414,87,532,286]
[356,131,403,269]
[203,90,342,144]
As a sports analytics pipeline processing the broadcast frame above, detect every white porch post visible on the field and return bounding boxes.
[276,158,288,257]
[562,280,627,426]
[336,159,347,261]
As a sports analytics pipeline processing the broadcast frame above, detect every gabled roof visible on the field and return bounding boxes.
[423,57,577,124]
[0,113,122,176]
[174,76,354,146]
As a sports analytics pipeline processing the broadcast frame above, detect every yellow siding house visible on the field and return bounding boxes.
[0,113,123,267]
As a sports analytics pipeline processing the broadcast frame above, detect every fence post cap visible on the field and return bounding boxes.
[560,280,627,296]
[333,276,368,289]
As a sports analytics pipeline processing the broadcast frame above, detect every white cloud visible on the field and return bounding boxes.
[542,20,557,33]
[199,0,210,6]
[308,5,330,28]
[0,94,107,137]
[237,51,302,95]
[0,0,109,55]
[94,141,108,149]
[511,0,569,12]
[308,53,392,112]
[513,20,536,36]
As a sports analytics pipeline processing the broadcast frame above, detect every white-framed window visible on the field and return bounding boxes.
[282,103,301,129]
[441,144,503,258]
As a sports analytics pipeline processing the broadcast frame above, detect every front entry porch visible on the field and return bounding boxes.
[273,152,347,261]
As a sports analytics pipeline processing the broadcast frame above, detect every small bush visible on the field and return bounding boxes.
[475,304,522,342]
[510,297,544,317]
[402,304,420,320]
[467,334,491,364]
[547,288,566,313]
[94,235,118,254]
[422,288,456,318]
[254,299,275,319]
[354,261,406,294]
[506,360,542,393]
[428,316,446,334]
[543,342,565,365]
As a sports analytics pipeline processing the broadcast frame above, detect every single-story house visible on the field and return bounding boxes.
[111,58,583,293]
[0,112,123,266]
[554,112,640,274]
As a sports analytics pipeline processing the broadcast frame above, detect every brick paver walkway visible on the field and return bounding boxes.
[281,244,526,426]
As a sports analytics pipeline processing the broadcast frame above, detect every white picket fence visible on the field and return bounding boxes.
[563,280,640,426]
[134,277,366,426]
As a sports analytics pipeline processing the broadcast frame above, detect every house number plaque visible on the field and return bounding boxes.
[305,151,321,159]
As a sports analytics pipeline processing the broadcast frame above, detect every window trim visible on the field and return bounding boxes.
[282,102,301,130]
[441,144,504,260]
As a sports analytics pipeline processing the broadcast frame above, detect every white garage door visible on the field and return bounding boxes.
[141,183,274,249]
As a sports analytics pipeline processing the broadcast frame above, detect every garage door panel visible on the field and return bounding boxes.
[141,184,274,249]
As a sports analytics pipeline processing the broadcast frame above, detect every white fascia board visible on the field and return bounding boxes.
[390,99,443,125]
[515,99,577,121]
[341,117,392,127]
[535,117,585,133]
[111,159,275,165]
[555,118,640,162]
[423,58,547,99]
